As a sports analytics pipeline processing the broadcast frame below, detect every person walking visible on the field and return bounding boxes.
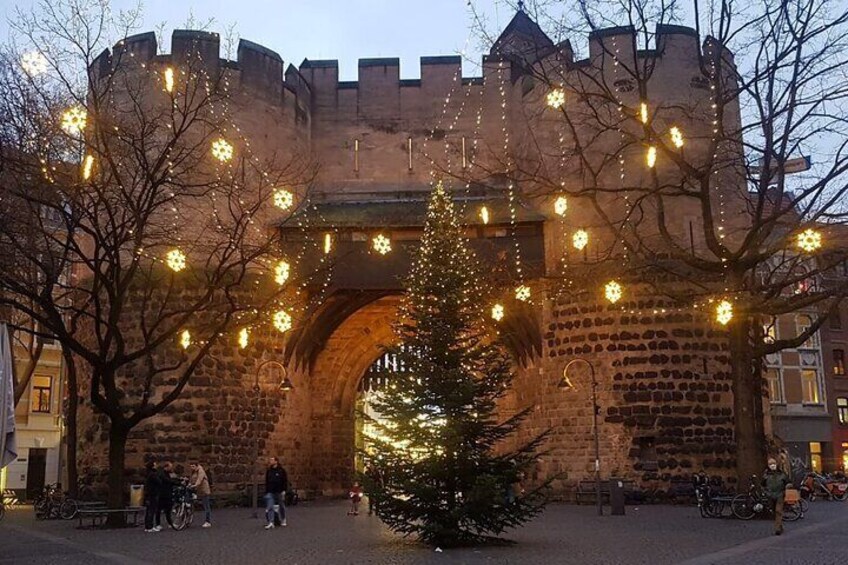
[143,460,161,533]
[348,482,363,516]
[263,456,288,529]
[156,460,176,530]
[189,461,212,528]
[763,456,790,535]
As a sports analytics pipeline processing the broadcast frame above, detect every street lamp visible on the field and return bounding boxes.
[251,360,293,518]
[559,357,603,516]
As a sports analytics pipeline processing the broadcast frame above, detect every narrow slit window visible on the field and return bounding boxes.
[461,136,467,169]
[407,137,413,170]
[354,139,360,172]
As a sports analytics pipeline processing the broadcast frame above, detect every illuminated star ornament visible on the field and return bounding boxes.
[21,51,48,76]
[554,196,568,217]
[572,229,589,251]
[716,300,733,326]
[479,206,490,225]
[323,233,333,254]
[670,127,684,148]
[81,155,95,180]
[211,138,234,162]
[491,303,505,322]
[164,67,175,93]
[639,102,649,124]
[546,88,565,109]
[180,329,191,350]
[166,249,186,272]
[796,228,822,253]
[373,233,392,255]
[646,146,657,168]
[238,328,249,349]
[515,285,531,302]
[605,280,623,304]
[273,188,294,210]
[273,310,292,333]
[61,106,87,135]
[274,260,290,285]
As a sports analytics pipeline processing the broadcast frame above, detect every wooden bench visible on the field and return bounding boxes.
[77,506,144,528]
[575,479,637,504]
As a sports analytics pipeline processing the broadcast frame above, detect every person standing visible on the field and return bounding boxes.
[156,460,176,530]
[189,461,212,528]
[763,457,790,535]
[143,460,161,533]
[263,457,288,529]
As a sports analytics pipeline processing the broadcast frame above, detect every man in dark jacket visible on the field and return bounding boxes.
[143,460,160,532]
[156,460,176,530]
[763,457,790,535]
[264,456,288,529]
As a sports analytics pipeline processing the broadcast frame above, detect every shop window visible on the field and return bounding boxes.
[838,398,848,425]
[834,349,845,376]
[810,442,822,472]
[801,369,821,404]
[30,375,52,414]
[765,368,784,403]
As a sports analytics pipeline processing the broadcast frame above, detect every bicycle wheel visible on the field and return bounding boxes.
[799,498,809,515]
[731,494,757,520]
[59,499,78,520]
[33,499,48,520]
[833,490,848,502]
[0,502,5,523]
[170,503,189,531]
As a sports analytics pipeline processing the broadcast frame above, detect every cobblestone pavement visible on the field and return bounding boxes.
[1,500,847,564]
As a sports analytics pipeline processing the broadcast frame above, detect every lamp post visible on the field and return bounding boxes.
[559,357,603,516]
[251,360,293,518]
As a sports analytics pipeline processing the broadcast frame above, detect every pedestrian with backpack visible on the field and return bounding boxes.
[263,457,288,529]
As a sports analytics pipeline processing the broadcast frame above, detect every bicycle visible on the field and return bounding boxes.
[731,475,802,522]
[33,484,65,520]
[169,478,196,531]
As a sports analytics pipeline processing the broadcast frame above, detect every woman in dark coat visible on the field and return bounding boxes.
[143,460,161,532]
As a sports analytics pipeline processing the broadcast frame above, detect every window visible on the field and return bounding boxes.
[30,375,52,413]
[763,317,778,344]
[810,442,823,472]
[765,368,784,403]
[801,369,821,404]
[838,398,848,425]
[796,315,820,348]
[842,442,848,472]
[834,349,846,376]
[830,311,843,330]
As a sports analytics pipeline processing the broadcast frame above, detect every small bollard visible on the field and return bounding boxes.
[610,478,626,515]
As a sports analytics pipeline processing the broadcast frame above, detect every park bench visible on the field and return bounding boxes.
[575,479,637,504]
[2,489,19,506]
[77,506,144,528]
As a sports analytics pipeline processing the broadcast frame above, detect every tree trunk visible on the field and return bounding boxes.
[63,350,79,498]
[105,422,129,527]
[729,316,767,486]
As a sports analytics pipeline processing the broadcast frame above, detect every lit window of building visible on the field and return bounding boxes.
[796,314,820,348]
[810,442,822,472]
[30,375,52,414]
[801,369,821,404]
[765,368,784,404]
[838,398,848,425]
[834,349,845,376]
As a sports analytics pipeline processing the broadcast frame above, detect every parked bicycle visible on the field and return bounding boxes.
[731,475,802,521]
[170,478,196,531]
[800,472,848,501]
[693,472,734,518]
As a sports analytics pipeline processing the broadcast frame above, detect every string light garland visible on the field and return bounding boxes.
[546,88,565,109]
[796,228,822,252]
[211,138,233,162]
[165,249,186,272]
[21,51,48,76]
[554,195,568,217]
[273,309,292,333]
[273,188,294,210]
[572,229,589,251]
[61,106,87,135]
[515,285,531,302]
[180,329,191,350]
[81,155,94,180]
[373,233,392,255]
[604,280,623,304]
[491,303,505,321]
[323,233,333,254]
[670,127,684,148]
[479,205,490,225]
[274,260,290,285]
[238,328,249,349]
[646,146,657,168]
[163,67,175,93]
[716,300,734,325]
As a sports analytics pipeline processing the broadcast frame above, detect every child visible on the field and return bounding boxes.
[348,482,363,516]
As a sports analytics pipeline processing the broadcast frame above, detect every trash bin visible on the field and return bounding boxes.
[129,484,144,508]
[610,478,626,516]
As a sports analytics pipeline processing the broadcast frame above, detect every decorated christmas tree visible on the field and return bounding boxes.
[361,182,549,547]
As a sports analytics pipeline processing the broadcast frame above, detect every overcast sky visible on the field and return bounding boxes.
[0,0,523,80]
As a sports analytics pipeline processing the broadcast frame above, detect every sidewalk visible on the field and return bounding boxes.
[1,500,846,564]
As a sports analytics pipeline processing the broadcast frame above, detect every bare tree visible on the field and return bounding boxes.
[0,0,317,516]
[468,0,848,481]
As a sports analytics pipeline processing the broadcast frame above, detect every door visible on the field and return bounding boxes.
[26,448,48,500]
